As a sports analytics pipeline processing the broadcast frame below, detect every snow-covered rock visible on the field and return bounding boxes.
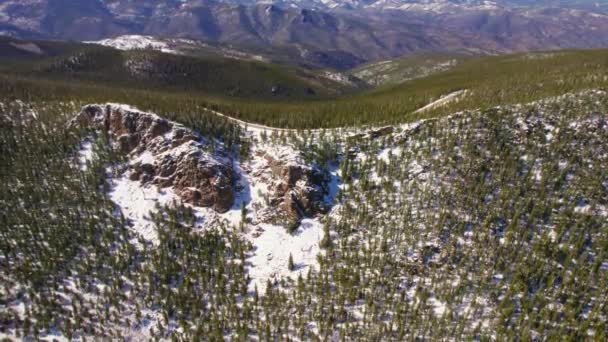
[71,104,236,213]
[251,149,331,227]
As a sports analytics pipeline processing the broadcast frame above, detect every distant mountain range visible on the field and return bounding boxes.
[2,0,608,69]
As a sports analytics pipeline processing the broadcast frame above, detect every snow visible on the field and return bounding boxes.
[97,116,331,293]
[549,228,558,242]
[428,296,447,317]
[367,0,501,13]
[258,0,502,13]
[106,102,142,113]
[8,87,608,338]
[574,201,591,215]
[109,175,178,246]
[120,308,167,341]
[132,150,155,165]
[108,154,231,246]
[78,140,94,171]
[85,34,268,62]
[78,89,605,317]
[379,146,402,163]
[247,219,324,293]
[414,90,468,114]
[233,149,340,293]
[321,71,355,86]
[203,107,294,137]
[9,41,44,55]
[325,167,341,204]
[0,327,69,341]
[219,140,337,293]
[216,162,254,227]
[86,35,179,54]
[573,202,607,217]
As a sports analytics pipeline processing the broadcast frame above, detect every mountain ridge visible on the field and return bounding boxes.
[2,0,608,69]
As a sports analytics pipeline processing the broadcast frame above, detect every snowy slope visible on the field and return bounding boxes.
[85,34,271,62]
[85,35,187,54]
[211,0,502,12]
[74,103,343,295]
[4,88,608,340]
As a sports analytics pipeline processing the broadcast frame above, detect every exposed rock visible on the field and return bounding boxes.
[71,104,236,213]
[369,126,394,139]
[257,151,329,227]
[347,125,394,143]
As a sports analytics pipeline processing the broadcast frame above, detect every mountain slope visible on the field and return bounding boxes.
[2,46,608,129]
[0,35,86,61]
[0,37,359,99]
[349,53,467,86]
[217,0,608,12]
[2,0,608,69]
[1,89,607,340]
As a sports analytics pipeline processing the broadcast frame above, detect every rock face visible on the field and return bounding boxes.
[72,104,236,213]
[254,150,330,227]
[347,125,395,143]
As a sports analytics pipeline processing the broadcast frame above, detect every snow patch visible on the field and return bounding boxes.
[78,140,94,171]
[321,71,355,86]
[86,35,178,54]
[109,175,178,246]
[379,146,402,163]
[414,90,468,113]
[428,296,447,317]
[247,219,323,293]
[9,41,44,55]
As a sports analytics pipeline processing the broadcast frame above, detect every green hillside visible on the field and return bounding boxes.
[349,53,469,86]
[0,36,86,61]
[1,42,608,129]
[1,36,608,342]
[198,49,608,128]
[0,37,354,101]
[2,87,607,341]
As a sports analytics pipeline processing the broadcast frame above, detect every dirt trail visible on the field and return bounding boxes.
[414,90,468,114]
[204,90,469,132]
[203,108,294,133]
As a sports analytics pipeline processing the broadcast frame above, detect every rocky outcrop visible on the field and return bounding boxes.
[347,125,395,143]
[369,126,394,139]
[71,104,236,213]
[253,150,330,228]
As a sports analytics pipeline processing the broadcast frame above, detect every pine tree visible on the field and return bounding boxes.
[288,253,295,271]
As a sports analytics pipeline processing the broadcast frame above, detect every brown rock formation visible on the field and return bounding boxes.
[260,152,329,227]
[72,104,236,213]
